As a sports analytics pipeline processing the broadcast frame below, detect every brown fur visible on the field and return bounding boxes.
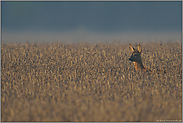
[129,44,165,74]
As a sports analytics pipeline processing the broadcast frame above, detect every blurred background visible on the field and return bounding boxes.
[1,1,182,44]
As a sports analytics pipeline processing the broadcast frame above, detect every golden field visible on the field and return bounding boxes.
[1,41,182,122]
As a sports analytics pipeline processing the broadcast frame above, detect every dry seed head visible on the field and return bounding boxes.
[1,42,181,121]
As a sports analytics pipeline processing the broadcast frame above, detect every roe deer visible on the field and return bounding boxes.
[129,44,165,74]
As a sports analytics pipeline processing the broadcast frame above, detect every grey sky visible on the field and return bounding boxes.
[1,1,182,43]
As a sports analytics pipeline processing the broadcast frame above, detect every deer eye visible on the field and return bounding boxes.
[134,54,137,57]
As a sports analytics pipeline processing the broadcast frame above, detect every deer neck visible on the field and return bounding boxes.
[133,60,145,71]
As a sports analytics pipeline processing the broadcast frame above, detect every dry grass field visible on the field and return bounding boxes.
[1,41,182,122]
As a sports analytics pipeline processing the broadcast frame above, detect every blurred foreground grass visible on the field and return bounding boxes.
[1,41,182,122]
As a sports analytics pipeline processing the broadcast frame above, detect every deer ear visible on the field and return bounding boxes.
[137,44,142,53]
[129,44,134,52]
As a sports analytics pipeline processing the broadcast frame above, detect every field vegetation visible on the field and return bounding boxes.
[1,41,182,121]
